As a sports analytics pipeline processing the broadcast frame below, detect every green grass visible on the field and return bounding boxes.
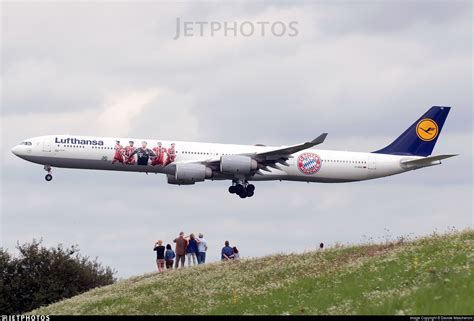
[31,229,473,315]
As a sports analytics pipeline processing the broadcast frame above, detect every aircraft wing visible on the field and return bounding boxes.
[169,133,328,174]
[251,133,328,161]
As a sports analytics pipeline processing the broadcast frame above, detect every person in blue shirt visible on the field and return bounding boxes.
[164,244,175,270]
[185,234,199,267]
[221,241,234,261]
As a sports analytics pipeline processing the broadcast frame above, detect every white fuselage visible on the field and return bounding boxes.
[11,135,423,183]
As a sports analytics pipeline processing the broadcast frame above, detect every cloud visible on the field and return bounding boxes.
[97,88,161,137]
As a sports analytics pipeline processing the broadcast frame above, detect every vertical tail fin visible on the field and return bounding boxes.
[373,106,451,157]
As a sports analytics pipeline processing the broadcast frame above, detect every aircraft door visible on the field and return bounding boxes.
[367,155,376,178]
[368,155,376,170]
[209,148,218,158]
[43,139,52,152]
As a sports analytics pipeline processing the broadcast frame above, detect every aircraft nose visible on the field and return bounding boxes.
[11,145,22,156]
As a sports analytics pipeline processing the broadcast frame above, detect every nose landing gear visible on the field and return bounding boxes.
[228,180,255,199]
[44,165,53,181]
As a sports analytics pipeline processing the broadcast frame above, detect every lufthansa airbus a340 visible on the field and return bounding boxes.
[12,106,457,198]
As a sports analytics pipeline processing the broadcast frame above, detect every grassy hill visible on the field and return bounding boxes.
[31,230,473,315]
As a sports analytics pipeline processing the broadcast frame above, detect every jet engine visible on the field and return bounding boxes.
[220,155,258,175]
[168,163,212,185]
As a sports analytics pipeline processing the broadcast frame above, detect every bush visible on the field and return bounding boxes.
[0,239,116,314]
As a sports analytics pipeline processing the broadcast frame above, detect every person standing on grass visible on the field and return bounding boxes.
[165,244,175,270]
[231,246,240,260]
[221,241,234,261]
[196,233,208,264]
[186,234,198,267]
[173,232,188,268]
[153,240,166,273]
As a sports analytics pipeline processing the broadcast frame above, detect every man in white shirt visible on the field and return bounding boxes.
[196,233,208,264]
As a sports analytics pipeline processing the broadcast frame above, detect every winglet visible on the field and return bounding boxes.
[310,133,328,146]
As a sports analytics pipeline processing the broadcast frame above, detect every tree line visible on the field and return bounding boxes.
[0,239,116,314]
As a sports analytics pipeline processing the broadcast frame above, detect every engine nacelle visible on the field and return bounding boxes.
[168,163,212,185]
[220,155,258,175]
[167,174,195,185]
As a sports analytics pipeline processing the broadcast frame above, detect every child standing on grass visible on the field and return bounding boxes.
[231,247,240,260]
[154,240,166,273]
[165,244,175,270]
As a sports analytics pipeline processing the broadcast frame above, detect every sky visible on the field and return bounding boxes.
[1,1,472,278]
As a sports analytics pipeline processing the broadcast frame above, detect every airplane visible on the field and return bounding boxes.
[11,106,457,199]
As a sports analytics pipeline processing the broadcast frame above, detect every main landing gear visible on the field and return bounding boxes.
[44,165,53,182]
[228,180,255,199]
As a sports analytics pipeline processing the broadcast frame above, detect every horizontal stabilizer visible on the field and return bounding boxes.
[401,154,458,168]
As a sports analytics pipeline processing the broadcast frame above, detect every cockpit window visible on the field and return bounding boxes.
[21,141,32,146]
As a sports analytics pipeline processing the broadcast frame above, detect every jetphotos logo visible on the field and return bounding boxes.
[173,18,299,40]
[55,137,104,146]
[297,153,322,175]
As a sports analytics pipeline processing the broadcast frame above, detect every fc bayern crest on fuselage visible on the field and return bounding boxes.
[297,152,322,175]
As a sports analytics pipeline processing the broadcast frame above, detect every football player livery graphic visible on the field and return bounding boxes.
[111,140,124,164]
[124,141,136,165]
[151,142,164,166]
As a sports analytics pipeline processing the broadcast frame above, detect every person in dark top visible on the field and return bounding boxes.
[153,240,166,273]
[221,241,234,261]
[131,141,156,166]
[185,234,199,267]
[165,244,175,270]
[319,242,324,250]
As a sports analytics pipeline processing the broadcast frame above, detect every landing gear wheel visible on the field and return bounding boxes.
[235,184,245,194]
[230,180,255,199]
[44,165,53,182]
